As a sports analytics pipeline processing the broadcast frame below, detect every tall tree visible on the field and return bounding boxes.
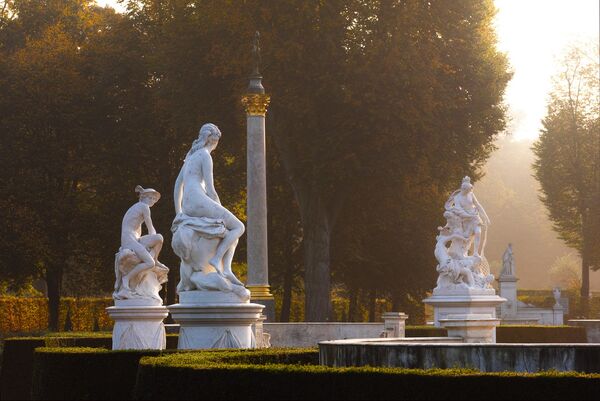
[129,0,510,320]
[533,42,600,311]
[0,0,161,328]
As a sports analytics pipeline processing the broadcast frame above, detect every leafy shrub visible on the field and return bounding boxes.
[497,325,587,343]
[31,347,168,400]
[135,348,600,400]
[0,297,113,334]
[0,333,179,400]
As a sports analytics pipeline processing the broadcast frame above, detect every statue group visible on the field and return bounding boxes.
[434,176,494,292]
[113,123,249,304]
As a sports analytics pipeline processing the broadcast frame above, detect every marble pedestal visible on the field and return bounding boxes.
[439,314,500,343]
[423,289,506,327]
[168,291,265,349]
[106,299,168,350]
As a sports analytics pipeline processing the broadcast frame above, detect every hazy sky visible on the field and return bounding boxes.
[97,0,599,141]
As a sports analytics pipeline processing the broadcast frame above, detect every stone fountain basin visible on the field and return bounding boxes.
[319,338,600,373]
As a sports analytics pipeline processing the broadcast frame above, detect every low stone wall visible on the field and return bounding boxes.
[319,340,600,373]
[569,320,600,343]
[264,323,385,347]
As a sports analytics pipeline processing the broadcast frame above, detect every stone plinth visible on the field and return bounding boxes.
[106,299,168,350]
[497,275,518,317]
[439,314,500,343]
[423,289,506,327]
[168,290,264,349]
[381,312,408,338]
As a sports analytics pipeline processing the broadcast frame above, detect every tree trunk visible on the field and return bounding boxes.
[46,266,62,332]
[303,195,332,321]
[368,288,376,322]
[280,261,294,322]
[580,212,591,317]
[348,287,358,322]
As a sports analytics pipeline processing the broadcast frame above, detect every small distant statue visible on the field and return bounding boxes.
[172,123,250,300]
[553,287,562,307]
[251,31,261,75]
[501,243,515,277]
[114,186,169,302]
[434,176,494,292]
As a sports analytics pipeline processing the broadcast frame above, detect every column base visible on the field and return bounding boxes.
[247,285,275,321]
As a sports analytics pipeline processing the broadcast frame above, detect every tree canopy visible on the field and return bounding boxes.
[0,0,511,324]
[533,42,600,304]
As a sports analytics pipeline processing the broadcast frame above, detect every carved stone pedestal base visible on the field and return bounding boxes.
[106,299,168,350]
[423,289,506,327]
[168,291,265,349]
[439,313,500,343]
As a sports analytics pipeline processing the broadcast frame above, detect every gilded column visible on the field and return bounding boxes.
[241,32,274,320]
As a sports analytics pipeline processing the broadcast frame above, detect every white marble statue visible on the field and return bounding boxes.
[434,176,493,292]
[553,287,562,307]
[501,243,515,277]
[172,123,250,301]
[114,186,169,302]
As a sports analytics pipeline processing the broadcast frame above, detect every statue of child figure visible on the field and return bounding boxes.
[114,185,169,301]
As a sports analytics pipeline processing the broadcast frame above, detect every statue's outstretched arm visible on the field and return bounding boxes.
[143,205,157,235]
[174,168,184,214]
[202,154,221,204]
[472,194,491,225]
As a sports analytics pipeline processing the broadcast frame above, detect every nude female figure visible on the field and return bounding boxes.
[173,123,245,286]
[119,185,167,292]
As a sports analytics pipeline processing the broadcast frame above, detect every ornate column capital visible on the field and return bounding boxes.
[242,93,271,116]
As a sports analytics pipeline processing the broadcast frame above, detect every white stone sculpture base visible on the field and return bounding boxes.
[106,299,168,350]
[423,289,506,327]
[168,291,265,349]
[439,314,500,343]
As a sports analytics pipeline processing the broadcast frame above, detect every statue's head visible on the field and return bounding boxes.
[197,123,222,150]
[135,185,160,206]
[460,176,473,193]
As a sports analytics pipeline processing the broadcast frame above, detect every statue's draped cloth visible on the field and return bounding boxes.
[171,213,226,259]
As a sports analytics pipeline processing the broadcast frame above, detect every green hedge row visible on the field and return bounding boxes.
[31,347,172,400]
[406,325,587,343]
[29,347,600,400]
[139,350,600,400]
[1,326,588,400]
[496,325,587,343]
[0,334,179,400]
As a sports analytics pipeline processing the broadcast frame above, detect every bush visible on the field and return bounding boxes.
[31,347,171,400]
[405,325,586,343]
[0,335,112,400]
[406,326,447,337]
[0,333,179,400]
[0,297,113,334]
[497,325,587,343]
[134,348,600,400]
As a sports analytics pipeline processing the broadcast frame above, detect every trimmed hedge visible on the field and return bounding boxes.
[0,297,113,334]
[0,335,112,400]
[134,349,600,400]
[406,326,447,337]
[405,325,587,343]
[31,347,171,400]
[497,325,587,343]
[0,333,179,400]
